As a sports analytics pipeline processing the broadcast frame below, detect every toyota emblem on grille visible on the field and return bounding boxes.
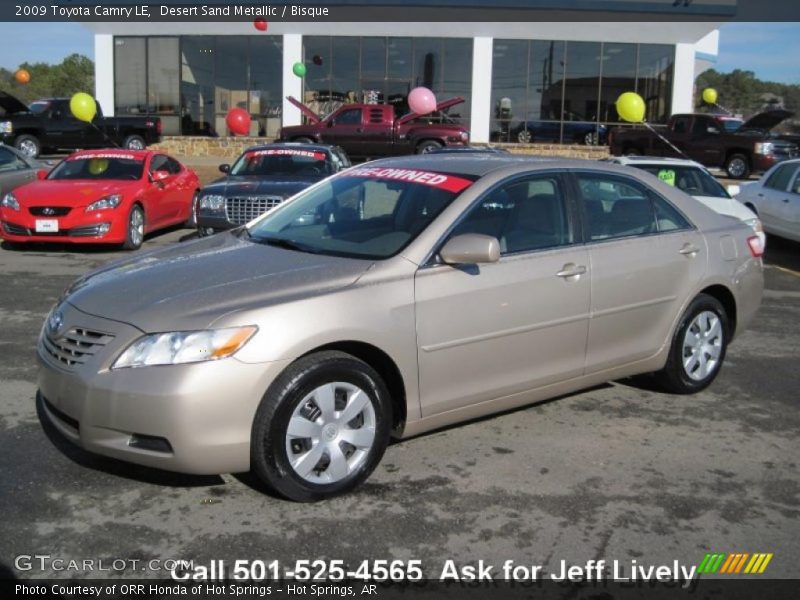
[42,207,56,216]
[47,307,65,337]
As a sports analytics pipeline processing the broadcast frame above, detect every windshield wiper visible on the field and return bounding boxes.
[250,235,319,254]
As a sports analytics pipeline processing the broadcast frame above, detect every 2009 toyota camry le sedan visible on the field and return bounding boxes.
[37,155,764,501]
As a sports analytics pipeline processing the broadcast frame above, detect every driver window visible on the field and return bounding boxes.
[333,109,361,126]
[149,155,169,174]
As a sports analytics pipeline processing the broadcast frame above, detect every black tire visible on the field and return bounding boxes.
[622,146,641,156]
[725,153,751,179]
[185,192,200,228]
[196,226,216,237]
[122,134,146,150]
[251,351,392,502]
[14,134,41,159]
[416,140,443,154]
[122,205,145,251]
[653,294,730,394]
[292,137,314,144]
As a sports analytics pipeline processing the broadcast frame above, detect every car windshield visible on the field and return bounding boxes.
[29,101,51,114]
[246,166,476,259]
[230,148,333,177]
[48,154,145,181]
[632,165,730,199]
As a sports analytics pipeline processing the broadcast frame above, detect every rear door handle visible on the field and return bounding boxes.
[556,264,587,278]
[679,244,700,256]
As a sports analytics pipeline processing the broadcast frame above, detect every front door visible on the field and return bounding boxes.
[319,107,365,156]
[415,173,591,416]
[758,162,798,233]
[47,105,87,149]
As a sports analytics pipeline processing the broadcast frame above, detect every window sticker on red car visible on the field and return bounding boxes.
[342,167,474,193]
[67,153,142,162]
[247,149,327,161]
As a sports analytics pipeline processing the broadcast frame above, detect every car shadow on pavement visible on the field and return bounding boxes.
[36,395,225,488]
[764,235,800,273]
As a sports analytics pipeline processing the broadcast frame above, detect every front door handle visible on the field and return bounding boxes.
[679,243,700,256]
[556,263,587,279]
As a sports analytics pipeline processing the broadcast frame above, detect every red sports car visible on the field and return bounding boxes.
[0,149,200,250]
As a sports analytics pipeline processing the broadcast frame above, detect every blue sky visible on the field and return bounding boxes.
[0,21,798,84]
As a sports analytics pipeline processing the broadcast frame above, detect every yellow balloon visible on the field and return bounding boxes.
[616,92,646,123]
[88,158,109,175]
[702,88,718,104]
[70,92,97,123]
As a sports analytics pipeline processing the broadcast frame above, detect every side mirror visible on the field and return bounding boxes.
[707,127,720,134]
[726,184,741,197]
[219,164,230,174]
[36,169,48,180]
[151,169,170,183]
[440,234,501,265]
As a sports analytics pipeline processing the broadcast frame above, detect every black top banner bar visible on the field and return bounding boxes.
[3,0,800,22]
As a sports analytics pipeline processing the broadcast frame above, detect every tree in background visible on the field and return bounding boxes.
[0,54,94,105]
[695,68,800,118]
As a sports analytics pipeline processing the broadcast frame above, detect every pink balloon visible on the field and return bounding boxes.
[226,108,251,136]
[408,87,437,115]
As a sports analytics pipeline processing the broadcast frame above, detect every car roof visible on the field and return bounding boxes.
[609,155,704,168]
[245,142,339,155]
[362,154,653,178]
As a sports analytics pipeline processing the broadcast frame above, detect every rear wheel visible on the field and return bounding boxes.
[122,205,144,250]
[725,153,750,179]
[14,134,41,159]
[122,135,146,150]
[185,192,200,228]
[654,294,729,394]
[251,351,392,502]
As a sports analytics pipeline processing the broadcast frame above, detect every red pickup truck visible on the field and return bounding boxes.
[279,96,470,159]
[609,111,799,179]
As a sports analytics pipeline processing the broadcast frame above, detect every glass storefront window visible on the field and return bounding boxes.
[598,43,637,123]
[114,38,146,115]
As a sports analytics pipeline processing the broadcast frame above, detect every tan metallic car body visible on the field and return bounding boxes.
[37,156,763,501]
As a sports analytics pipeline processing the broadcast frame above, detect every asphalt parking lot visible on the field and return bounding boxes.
[1,223,799,582]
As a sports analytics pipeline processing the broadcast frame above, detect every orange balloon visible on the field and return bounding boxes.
[15,69,30,84]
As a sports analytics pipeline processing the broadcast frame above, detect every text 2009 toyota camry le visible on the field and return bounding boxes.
[37,155,763,501]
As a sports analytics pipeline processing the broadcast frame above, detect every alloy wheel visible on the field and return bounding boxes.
[19,140,38,158]
[129,208,144,247]
[682,311,723,381]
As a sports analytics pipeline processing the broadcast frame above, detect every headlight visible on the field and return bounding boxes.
[1,192,19,211]
[199,195,225,211]
[112,326,257,369]
[460,131,470,142]
[0,121,12,134]
[754,142,774,155]
[86,194,122,212]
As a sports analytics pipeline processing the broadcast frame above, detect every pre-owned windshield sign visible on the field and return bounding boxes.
[343,167,473,193]
[248,149,326,160]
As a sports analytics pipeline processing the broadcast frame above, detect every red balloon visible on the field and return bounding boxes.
[253,18,268,32]
[14,69,30,84]
[226,108,251,136]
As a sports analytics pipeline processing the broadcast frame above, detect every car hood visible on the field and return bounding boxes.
[202,176,322,198]
[0,91,31,115]
[13,179,143,206]
[65,232,373,332]
[737,109,794,133]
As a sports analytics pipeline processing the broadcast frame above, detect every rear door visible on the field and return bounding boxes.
[46,101,86,149]
[777,168,800,238]
[360,106,394,157]
[758,163,798,232]
[144,154,176,227]
[688,116,724,166]
[573,170,706,373]
[415,172,591,416]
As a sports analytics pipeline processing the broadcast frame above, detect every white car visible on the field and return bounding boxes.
[734,158,800,243]
[609,156,765,246]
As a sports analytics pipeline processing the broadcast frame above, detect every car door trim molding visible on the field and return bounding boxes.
[590,295,678,319]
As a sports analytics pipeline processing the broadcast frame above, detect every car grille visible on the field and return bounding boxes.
[225,195,285,226]
[29,207,71,216]
[42,327,115,368]
[1,222,107,238]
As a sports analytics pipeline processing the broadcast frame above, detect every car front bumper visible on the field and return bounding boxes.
[37,302,291,475]
[753,152,797,173]
[196,211,237,231]
[0,207,129,244]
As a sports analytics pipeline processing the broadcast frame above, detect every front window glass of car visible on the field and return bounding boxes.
[230,149,333,177]
[246,167,476,259]
[332,108,361,126]
[28,101,51,114]
[451,175,572,254]
[764,163,797,191]
[672,117,690,134]
[47,154,145,180]
[632,165,729,198]
[0,147,29,172]
[721,119,743,133]
[577,173,690,240]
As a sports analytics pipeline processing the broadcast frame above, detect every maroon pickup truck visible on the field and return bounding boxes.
[609,111,799,179]
[279,96,470,159]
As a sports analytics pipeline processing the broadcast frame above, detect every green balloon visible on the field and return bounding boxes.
[292,62,307,78]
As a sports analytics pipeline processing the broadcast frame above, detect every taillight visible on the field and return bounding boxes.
[747,235,764,258]
[156,120,162,135]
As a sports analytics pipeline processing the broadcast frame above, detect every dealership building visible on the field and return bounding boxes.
[85,5,721,144]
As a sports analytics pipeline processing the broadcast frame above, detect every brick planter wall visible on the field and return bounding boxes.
[151,136,611,161]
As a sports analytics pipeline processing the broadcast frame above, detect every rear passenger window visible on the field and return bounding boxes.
[764,164,797,191]
[577,174,689,240]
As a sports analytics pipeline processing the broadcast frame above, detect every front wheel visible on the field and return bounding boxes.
[725,153,751,179]
[416,140,443,154]
[122,205,145,250]
[251,351,392,502]
[654,294,729,394]
[14,134,41,159]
